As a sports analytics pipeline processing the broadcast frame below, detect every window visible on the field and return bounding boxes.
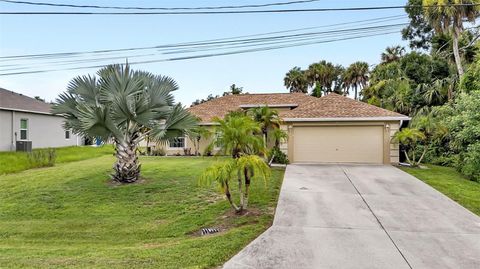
[65,130,70,139]
[169,137,185,148]
[20,119,28,140]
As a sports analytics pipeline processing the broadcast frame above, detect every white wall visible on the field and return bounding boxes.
[0,109,81,151]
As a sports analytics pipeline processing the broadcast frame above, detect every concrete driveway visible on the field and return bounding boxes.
[223,164,480,269]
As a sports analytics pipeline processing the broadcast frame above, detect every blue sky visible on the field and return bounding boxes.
[0,0,408,105]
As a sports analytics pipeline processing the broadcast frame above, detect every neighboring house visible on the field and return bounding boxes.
[0,88,82,151]
[178,92,409,164]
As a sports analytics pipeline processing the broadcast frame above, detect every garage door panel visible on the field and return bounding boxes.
[293,126,384,164]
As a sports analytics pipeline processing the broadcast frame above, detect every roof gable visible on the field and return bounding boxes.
[0,88,53,114]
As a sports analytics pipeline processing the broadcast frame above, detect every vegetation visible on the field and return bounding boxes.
[191,84,245,106]
[249,106,282,145]
[284,66,308,93]
[402,165,480,216]
[52,64,197,183]
[27,148,56,169]
[0,145,114,175]
[0,156,285,268]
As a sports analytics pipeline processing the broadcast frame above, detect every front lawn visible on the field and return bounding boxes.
[0,145,114,175]
[0,156,284,268]
[402,164,480,216]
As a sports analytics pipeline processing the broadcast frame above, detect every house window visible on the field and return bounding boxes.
[169,137,185,148]
[20,119,28,140]
[65,130,70,139]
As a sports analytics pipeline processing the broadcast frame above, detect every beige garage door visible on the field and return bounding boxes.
[293,126,384,164]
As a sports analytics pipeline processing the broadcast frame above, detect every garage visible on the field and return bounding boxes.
[292,125,385,164]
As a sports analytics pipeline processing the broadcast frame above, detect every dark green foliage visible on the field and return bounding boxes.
[268,147,289,165]
[402,0,434,50]
[399,52,450,86]
[27,148,56,168]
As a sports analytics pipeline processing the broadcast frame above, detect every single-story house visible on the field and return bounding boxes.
[0,88,82,151]
[172,92,409,164]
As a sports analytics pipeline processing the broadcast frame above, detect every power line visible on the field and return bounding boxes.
[0,23,406,71]
[0,4,479,15]
[0,15,407,60]
[0,31,399,76]
[0,0,322,10]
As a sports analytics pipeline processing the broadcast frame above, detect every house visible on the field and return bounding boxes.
[0,88,82,151]
[175,92,410,164]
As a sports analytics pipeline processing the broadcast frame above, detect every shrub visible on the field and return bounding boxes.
[268,147,289,164]
[27,148,56,168]
[460,143,480,182]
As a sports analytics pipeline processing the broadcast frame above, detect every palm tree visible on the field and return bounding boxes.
[284,67,308,93]
[52,64,197,183]
[393,128,426,166]
[381,45,406,64]
[306,60,342,96]
[422,0,480,76]
[200,155,270,213]
[189,126,211,156]
[212,115,265,158]
[343,61,369,100]
[249,106,282,147]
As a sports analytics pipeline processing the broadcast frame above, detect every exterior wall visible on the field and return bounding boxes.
[285,121,401,165]
[0,109,81,151]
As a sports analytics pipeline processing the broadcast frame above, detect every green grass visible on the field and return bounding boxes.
[401,164,480,216]
[0,156,285,268]
[0,146,114,175]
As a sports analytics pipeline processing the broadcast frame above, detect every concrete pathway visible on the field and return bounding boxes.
[223,164,480,269]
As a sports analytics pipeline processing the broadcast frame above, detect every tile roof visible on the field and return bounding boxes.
[188,92,408,123]
[0,87,53,114]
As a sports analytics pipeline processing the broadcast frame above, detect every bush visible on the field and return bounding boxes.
[460,143,480,182]
[268,147,289,164]
[27,148,56,168]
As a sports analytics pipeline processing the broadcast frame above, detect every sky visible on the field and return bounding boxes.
[0,0,409,106]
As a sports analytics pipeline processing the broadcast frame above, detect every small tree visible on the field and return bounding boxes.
[189,126,211,156]
[249,106,282,147]
[393,128,427,166]
[200,155,270,213]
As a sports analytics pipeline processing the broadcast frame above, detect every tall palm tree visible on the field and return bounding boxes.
[422,0,480,76]
[306,60,342,96]
[249,106,282,147]
[284,67,308,93]
[52,64,197,183]
[381,45,406,64]
[343,61,370,100]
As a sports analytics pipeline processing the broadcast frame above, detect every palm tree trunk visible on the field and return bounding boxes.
[243,167,251,209]
[112,136,141,183]
[354,85,358,100]
[452,23,464,77]
[224,181,240,212]
[416,146,428,166]
[237,170,244,213]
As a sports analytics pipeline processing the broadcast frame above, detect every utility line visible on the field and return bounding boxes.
[0,0,322,10]
[0,31,398,76]
[0,4,479,15]
[0,16,407,60]
[0,25,406,71]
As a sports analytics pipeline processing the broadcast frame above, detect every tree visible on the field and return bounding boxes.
[306,61,342,97]
[52,64,197,183]
[402,0,435,50]
[249,106,282,147]
[343,61,369,100]
[223,84,243,96]
[381,45,406,64]
[189,126,211,156]
[200,155,270,213]
[212,115,265,158]
[422,0,480,76]
[393,128,427,166]
[284,67,308,93]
